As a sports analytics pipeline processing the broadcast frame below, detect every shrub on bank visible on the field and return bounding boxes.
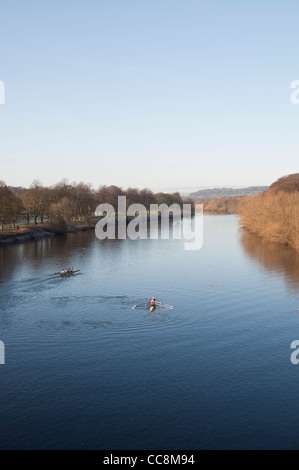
[203,196,242,214]
[239,191,299,253]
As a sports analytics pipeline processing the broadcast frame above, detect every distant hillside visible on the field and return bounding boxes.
[267,173,299,194]
[8,186,26,194]
[189,186,268,200]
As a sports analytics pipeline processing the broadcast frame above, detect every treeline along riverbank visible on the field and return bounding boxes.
[0,179,194,245]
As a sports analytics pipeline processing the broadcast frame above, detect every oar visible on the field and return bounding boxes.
[133,301,174,310]
[150,302,174,309]
[154,303,174,310]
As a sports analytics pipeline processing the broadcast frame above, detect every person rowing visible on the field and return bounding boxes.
[150,297,156,311]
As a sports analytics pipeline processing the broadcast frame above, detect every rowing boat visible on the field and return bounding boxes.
[53,269,80,279]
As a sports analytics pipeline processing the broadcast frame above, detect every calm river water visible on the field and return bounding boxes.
[0,215,299,449]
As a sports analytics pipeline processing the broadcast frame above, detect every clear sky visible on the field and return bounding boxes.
[0,0,298,192]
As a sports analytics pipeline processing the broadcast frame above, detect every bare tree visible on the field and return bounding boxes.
[96,185,124,209]
[0,181,23,230]
[49,197,76,229]
[22,181,50,226]
[72,182,96,222]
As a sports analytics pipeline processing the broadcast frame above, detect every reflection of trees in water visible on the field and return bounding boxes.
[0,231,94,280]
[0,230,127,281]
[240,229,299,291]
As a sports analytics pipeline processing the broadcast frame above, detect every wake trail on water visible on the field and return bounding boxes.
[33,294,182,333]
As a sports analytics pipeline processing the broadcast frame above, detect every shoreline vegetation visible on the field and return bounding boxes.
[200,196,243,214]
[196,173,299,253]
[0,214,183,246]
[1,174,298,252]
[0,179,195,246]
[0,223,93,246]
[239,174,299,253]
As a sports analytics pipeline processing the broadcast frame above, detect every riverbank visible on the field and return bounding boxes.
[0,223,95,246]
[239,186,299,254]
[0,213,193,247]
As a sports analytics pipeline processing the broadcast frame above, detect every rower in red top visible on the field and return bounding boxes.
[150,297,156,312]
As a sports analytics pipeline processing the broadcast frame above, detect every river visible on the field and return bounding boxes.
[0,214,299,449]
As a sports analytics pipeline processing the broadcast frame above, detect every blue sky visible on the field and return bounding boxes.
[0,0,298,192]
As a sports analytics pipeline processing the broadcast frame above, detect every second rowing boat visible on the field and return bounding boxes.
[53,269,80,279]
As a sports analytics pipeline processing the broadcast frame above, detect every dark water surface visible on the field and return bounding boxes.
[0,215,299,449]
